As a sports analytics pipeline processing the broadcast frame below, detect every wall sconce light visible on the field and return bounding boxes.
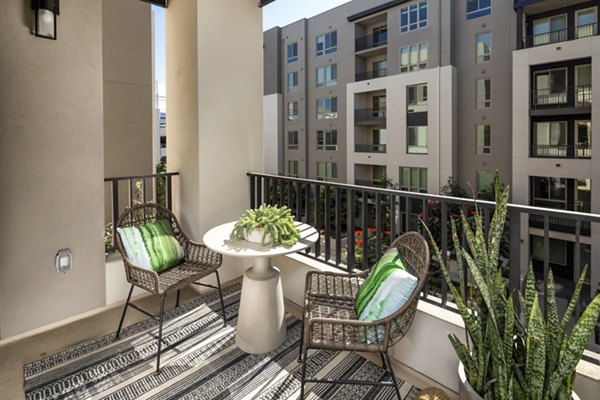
[31,0,60,40]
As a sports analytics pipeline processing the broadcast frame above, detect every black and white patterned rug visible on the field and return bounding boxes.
[23,282,419,399]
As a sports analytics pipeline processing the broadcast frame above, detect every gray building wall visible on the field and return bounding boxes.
[453,0,516,193]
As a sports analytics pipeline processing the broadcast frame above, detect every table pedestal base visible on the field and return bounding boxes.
[236,257,286,354]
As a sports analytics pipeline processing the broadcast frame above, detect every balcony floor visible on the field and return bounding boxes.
[0,279,443,400]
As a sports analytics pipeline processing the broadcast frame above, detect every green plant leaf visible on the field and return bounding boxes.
[487,174,509,273]
[558,265,588,352]
[545,268,560,389]
[525,294,546,400]
[524,263,536,327]
[548,294,600,398]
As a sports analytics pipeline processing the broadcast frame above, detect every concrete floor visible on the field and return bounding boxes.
[0,281,454,400]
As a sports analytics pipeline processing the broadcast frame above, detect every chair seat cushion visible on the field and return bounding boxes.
[355,248,417,322]
[117,219,184,273]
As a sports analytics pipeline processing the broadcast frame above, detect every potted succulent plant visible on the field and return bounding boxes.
[231,203,300,247]
[424,174,600,400]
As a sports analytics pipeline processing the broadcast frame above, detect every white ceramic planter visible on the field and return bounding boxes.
[244,228,272,245]
[458,362,580,400]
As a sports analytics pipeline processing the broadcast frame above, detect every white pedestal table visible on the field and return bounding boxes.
[203,221,318,354]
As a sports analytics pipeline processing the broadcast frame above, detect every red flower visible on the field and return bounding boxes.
[354,229,362,236]
[356,239,364,247]
[418,211,424,218]
[470,210,477,216]
[383,230,391,235]
[368,227,376,233]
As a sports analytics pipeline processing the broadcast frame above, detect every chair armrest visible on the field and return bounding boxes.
[121,256,160,294]
[304,316,390,350]
[304,270,369,301]
[184,240,222,268]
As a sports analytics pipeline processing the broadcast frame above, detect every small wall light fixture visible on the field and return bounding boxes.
[31,0,60,40]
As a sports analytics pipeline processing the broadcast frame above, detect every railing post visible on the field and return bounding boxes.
[166,174,173,210]
[509,207,521,310]
[111,179,119,251]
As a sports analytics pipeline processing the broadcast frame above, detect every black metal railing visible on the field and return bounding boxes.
[531,86,592,109]
[355,143,387,153]
[355,32,388,52]
[355,68,388,82]
[104,172,179,253]
[523,23,598,48]
[355,107,386,124]
[247,173,600,351]
[530,144,592,159]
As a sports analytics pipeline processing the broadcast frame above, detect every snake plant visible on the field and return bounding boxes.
[423,174,600,400]
[231,204,300,247]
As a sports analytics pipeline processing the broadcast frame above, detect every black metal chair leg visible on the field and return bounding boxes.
[299,345,308,399]
[215,271,227,326]
[116,285,135,339]
[176,289,181,307]
[297,317,305,363]
[384,351,402,400]
[155,295,167,374]
[380,352,387,370]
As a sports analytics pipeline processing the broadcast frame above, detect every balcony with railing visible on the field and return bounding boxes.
[354,107,386,125]
[531,86,592,110]
[355,143,387,153]
[355,68,388,82]
[523,23,599,48]
[355,31,388,54]
[530,144,592,159]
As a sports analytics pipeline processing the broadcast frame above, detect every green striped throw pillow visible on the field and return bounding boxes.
[355,247,417,324]
[117,219,184,273]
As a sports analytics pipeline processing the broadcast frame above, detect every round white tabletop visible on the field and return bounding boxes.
[202,221,319,354]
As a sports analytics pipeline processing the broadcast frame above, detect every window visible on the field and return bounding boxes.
[287,72,298,93]
[476,124,491,154]
[373,129,387,152]
[372,165,387,183]
[531,236,568,266]
[372,95,386,118]
[400,42,428,73]
[576,7,597,38]
[467,0,491,20]
[317,130,337,150]
[400,1,428,33]
[373,25,388,46]
[534,68,567,106]
[372,59,388,77]
[288,160,299,178]
[575,64,592,105]
[476,170,492,195]
[532,121,567,157]
[287,101,299,120]
[288,131,299,150]
[287,42,298,63]
[407,126,427,154]
[316,64,337,88]
[317,162,337,181]
[476,78,491,109]
[575,120,592,158]
[400,167,428,193]
[476,32,491,63]
[576,178,592,212]
[407,84,428,112]
[316,31,337,56]
[316,97,337,119]
[532,14,567,46]
[532,176,567,209]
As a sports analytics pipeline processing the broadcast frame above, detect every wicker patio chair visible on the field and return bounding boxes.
[114,203,226,373]
[298,231,430,399]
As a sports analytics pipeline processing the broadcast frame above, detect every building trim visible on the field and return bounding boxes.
[347,0,411,22]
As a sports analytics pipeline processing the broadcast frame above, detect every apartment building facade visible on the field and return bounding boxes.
[512,0,599,293]
[263,0,515,193]
[264,0,599,295]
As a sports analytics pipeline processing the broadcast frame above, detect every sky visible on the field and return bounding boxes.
[153,0,351,109]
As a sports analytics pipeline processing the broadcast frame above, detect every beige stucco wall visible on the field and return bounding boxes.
[167,0,265,283]
[102,0,153,224]
[0,0,105,338]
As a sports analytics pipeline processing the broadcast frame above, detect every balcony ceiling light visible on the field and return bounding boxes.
[31,0,59,40]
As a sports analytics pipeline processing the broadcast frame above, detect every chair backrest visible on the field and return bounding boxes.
[381,231,430,346]
[115,203,188,256]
